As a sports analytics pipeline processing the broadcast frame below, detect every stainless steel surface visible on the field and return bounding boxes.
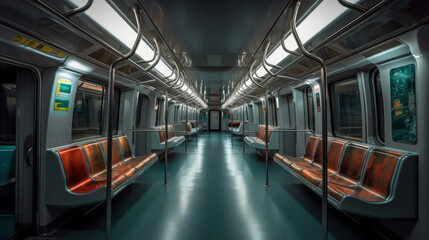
[106,7,143,240]
[290,2,328,239]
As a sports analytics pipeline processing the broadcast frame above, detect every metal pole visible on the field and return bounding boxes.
[164,92,169,187]
[231,111,233,146]
[291,2,328,239]
[106,7,142,240]
[243,105,245,154]
[185,104,188,152]
[264,90,270,187]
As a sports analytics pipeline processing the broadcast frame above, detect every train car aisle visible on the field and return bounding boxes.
[62,132,381,240]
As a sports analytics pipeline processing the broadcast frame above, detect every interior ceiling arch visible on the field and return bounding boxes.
[138,0,289,105]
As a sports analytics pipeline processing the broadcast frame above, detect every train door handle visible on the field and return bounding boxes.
[26,147,34,167]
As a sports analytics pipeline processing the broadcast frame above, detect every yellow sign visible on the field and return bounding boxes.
[12,36,66,58]
[54,78,72,112]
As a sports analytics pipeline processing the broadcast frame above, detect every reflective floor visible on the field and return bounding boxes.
[62,132,382,239]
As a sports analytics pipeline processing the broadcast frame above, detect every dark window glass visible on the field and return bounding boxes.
[258,102,265,124]
[390,64,416,143]
[72,80,120,140]
[330,78,362,141]
[155,98,165,125]
[0,81,16,144]
[287,94,295,128]
[373,71,385,142]
[305,87,315,131]
[248,105,253,122]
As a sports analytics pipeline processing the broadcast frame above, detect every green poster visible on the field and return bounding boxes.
[390,64,416,143]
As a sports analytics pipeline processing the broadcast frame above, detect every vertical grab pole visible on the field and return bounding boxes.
[231,111,233,146]
[185,103,188,152]
[164,91,169,187]
[291,2,328,239]
[162,63,180,187]
[243,105,245,154]
[106,7,142,240]
[264,89,270,187]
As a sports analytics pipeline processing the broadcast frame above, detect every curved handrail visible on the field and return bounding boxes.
[64,0,93,17]
[291,2,328,240]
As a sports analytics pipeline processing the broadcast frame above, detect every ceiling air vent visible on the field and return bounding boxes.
[287,66,305,75]
[118,65,138,75]
[88,48,117,66]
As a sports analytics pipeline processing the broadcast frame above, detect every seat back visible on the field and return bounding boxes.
[81,142,106,177]
[117,136,133,160]
[168,125,175,139]
[157,126,166,142]
[257,125,267,142]
[303,136,319,162]
[98,139,123,166]
[312,138,325,166]
[327,140,347,173]
[56,146,91,193]
[361,148,404,199]
[337,143,371,184]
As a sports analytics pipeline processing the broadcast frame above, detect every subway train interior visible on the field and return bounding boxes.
[0,0,429,239]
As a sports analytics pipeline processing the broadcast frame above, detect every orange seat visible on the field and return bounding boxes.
[324,148,405,202]
[81,142,128,180]
[299,140,347,185]
[280,136,319,172]
[56,146,126,194]
[98,138,137,178]
[116,136,158,170]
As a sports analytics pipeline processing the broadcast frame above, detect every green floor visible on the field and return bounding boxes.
[63,132,380,239]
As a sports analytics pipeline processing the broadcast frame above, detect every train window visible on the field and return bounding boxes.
[286,94,295,128]
[372,70,385,142]
[72,80,120,140]
[136,93,149,129]
[155,98,164,126]
[305,87,315,131]
[390,64,416,143]
[268,97,278,126]
[329,78,362,141]
[174,105,179,123]
[0,82,16,144]
[248,105,253,123]
[257,102,264,124]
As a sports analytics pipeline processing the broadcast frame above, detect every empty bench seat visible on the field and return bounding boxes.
[151,125,185,150]
[244,125,278,150]
[274,136,418,218]
[46,135,158,206]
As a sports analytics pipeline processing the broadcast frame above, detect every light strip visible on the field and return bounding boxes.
[70,0,208,108]
[70,0,174,78]
[254,0,359,77]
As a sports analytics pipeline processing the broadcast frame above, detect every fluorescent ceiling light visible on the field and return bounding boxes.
[255,0,359,77]
[181,84,189,91]
[70,0,173,78]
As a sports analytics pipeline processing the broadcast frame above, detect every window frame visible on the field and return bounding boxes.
[304,86,315,131]
[370,69,385,144]
[72,79,120,141]
[329,77,363,141]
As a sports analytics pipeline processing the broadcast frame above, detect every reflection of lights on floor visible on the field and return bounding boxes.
[225,147,263,240]
[162,146,204,240]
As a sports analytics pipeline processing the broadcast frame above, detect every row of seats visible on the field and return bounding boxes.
[46,136,158,206]
[274,135,418,218]
[231,122,244,135]
[178,122,198,136]
[244,125,279,150]
[228,121,242,129]
[151,125,186,150]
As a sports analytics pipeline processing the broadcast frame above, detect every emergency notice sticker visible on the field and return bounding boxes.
[12,36,66,58]
[54,79,72,111]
